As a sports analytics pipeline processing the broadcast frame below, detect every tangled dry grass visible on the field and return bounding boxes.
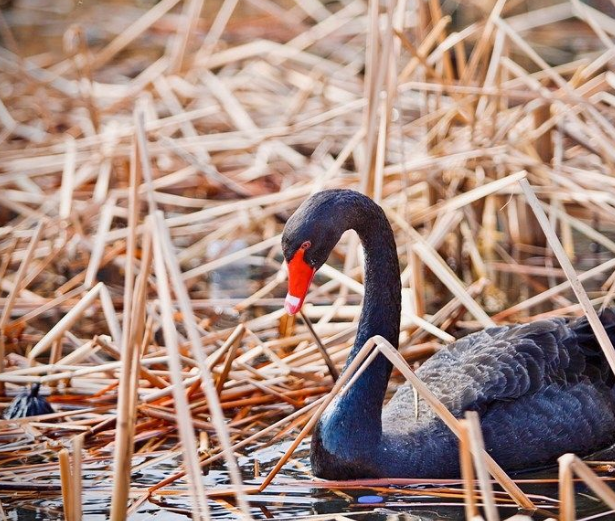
[3,0,615,519]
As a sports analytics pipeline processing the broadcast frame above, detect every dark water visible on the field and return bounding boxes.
[5,438,615,520]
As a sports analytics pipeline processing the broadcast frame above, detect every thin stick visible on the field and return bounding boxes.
[151,214,210,520]
[459,419,479,520]
[84,198,116,289]
[110,133,142,521]
[466,411,500,521]
[215,324,246,394]
[558,454,575,521]
[99,284,122,348]
[28,283,103,360]
[59,136,76,220]
[166,0,205,74]
[154,212,252,516]
[134,107,157,215]
[196,0,240,65]
[300,310,339,381]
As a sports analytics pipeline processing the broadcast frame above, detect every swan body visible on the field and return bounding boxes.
[282,189,615,479]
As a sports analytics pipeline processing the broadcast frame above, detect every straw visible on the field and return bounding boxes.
[4,1,615,518]
[465,411,500,521]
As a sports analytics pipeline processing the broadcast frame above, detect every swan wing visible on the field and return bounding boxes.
[390,312,615,418]
[480,381,615,470]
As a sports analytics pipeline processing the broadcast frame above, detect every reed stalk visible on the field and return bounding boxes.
[3,2,615,519]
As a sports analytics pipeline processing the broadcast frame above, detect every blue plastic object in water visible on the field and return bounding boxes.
[357,495,383,504]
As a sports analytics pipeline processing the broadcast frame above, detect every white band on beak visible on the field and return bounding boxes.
[284,294,301,314]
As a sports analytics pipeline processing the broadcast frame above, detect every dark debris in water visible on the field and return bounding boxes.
[4,384,54,420]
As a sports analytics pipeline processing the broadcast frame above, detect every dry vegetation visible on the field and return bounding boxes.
[3,0,615,519]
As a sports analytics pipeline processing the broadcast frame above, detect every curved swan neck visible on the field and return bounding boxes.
[342,197,401,401]
[352,212,401,355]
[320,192,401,444]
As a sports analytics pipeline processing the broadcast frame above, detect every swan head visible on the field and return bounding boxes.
[282,239,317,315]
[281,191,349,315]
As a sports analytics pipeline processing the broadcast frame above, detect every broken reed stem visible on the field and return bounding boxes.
[533,102,553,163]
[28,283,103,360]
[151,213,210,521]
[465,411,499,521]
[458,419,479,520]
[0,221,45,393]
[558,454,575,521]
[300,310,339,381]
[59,449,74,521]
[372,94,388,203]
[153,211,251,518]
[409,250,426,318]
[110,134,141,521]
[0,222,45,331]
[166,0,205,74]
[99,287,121,350]
[59,136,76,220]
[126,226,153,474]
[135,107,157,215]
[196,0,239,64]
[519,178,615,376]
[361,0,396,198]
[84,198,115,289]
[215,324,246,394]
[64,24,100,132]
[72,434,83,521]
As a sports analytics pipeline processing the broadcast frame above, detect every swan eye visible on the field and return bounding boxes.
[300,241,311,251]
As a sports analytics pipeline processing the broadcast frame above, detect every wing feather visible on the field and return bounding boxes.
[387,314,615,419]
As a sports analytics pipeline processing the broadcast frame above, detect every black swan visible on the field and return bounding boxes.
[281,189,615,479]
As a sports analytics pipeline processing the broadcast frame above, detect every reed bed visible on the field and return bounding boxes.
[2,0,615,519]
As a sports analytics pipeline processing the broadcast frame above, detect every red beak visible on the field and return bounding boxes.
[285,248,316,315]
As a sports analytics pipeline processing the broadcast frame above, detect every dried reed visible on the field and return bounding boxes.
[2,0,615,519]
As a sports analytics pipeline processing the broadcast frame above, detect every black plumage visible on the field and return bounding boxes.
[282,189,615,479]
[4,384,55,419]
[377,316,615,477]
